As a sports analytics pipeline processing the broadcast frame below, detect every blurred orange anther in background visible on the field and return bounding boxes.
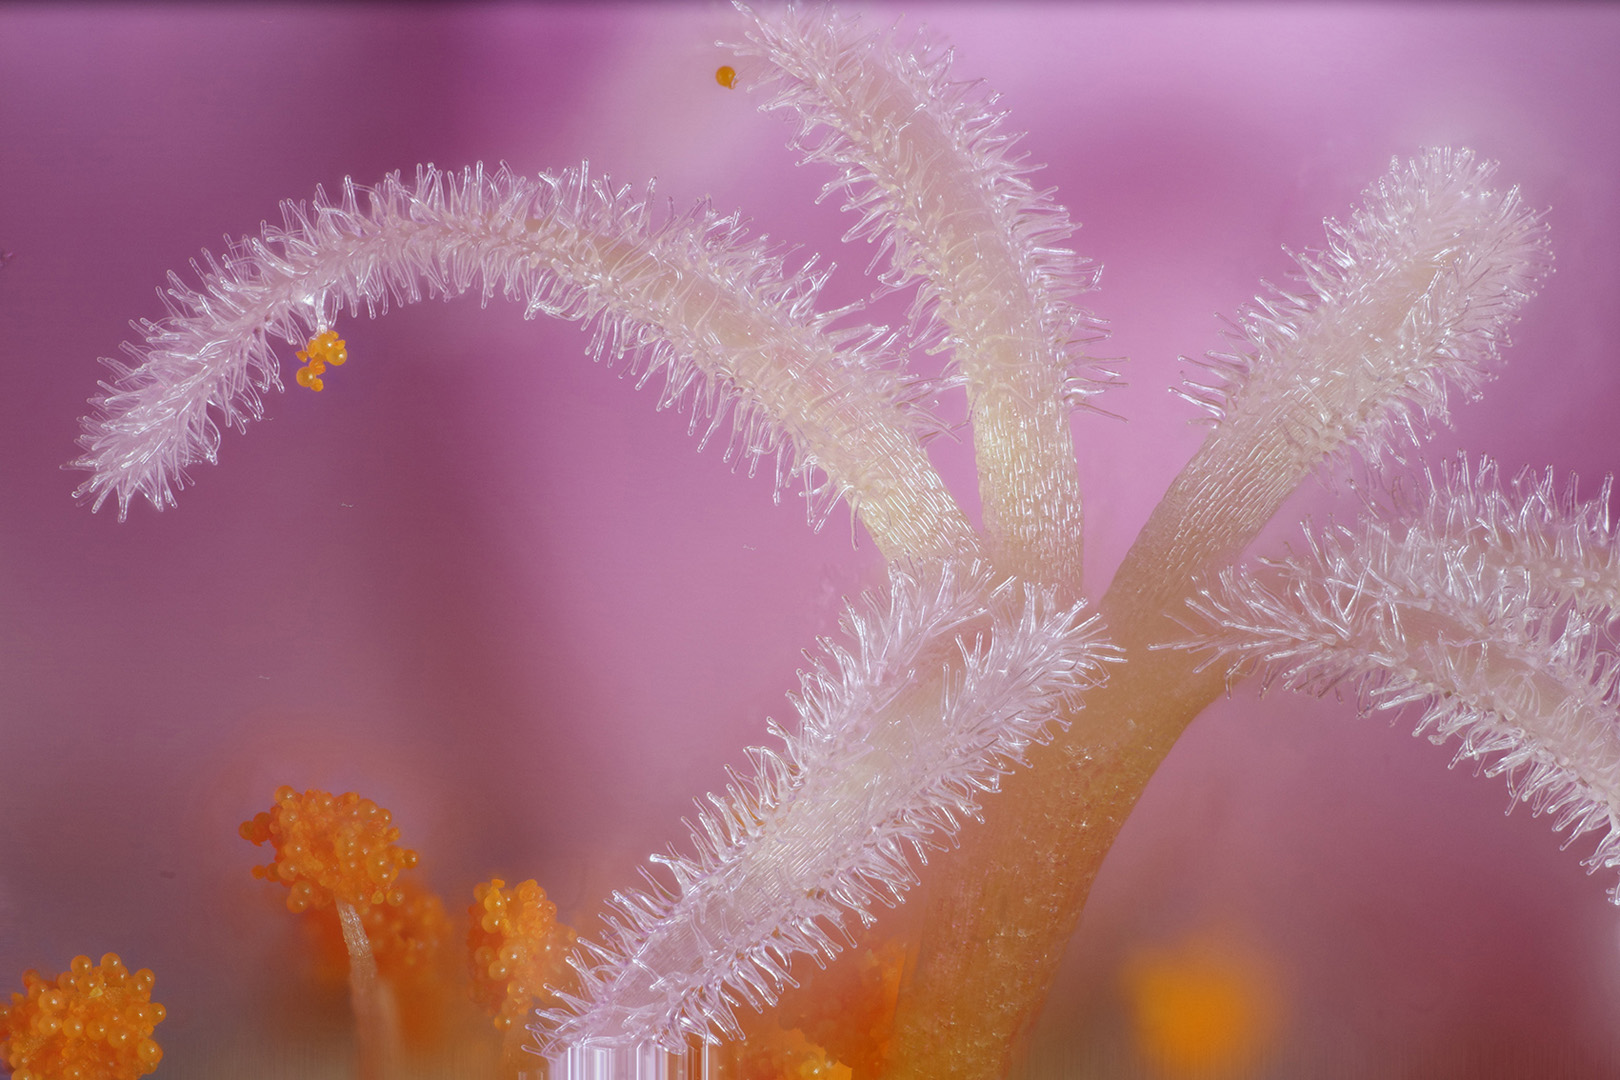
[1122,934,1280,1078]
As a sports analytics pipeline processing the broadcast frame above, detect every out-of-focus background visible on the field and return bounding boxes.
[1,4,1617,1077]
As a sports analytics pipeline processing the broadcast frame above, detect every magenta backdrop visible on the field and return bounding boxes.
[1,3,1617,1076]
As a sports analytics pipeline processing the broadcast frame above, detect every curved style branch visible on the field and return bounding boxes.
[73,164,976,562]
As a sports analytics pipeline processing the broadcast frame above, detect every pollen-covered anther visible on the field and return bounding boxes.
[467,878,578,1033]
[239,786,418,912]
[295,329,348,392]
[0,953,166,1080]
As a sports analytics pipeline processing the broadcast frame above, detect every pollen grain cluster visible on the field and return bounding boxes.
[240,785,419,912]
[468,878,578,1033]
[295,329,348,392]
[0,954,165,1080]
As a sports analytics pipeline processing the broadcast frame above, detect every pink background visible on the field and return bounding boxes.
[1,4,1617,1076]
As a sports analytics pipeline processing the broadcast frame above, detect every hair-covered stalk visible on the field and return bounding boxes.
[734,7,1109,588]
[886,149,1551,1080]
[1118,148,1552,610]
[1386,455,1620,615]
[1187,456,1620,896]
[542,560,1114,1056]
[73,164,975,562]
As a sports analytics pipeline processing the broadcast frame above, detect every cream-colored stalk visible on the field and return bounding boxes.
[886,150,1550,1080]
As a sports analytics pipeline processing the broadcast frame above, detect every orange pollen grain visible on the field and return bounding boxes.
[715,64,737,89]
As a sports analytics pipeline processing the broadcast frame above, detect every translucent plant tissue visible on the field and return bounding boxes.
[4,4,1618,1079]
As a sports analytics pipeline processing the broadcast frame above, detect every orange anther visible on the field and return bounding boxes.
[240,788,418,913]
[0,954,164,1080]
[466,878,578,1032]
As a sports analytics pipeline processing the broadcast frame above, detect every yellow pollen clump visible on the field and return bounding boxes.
[467,878,578,1033]
[0,953,165,1080]
[240,786,419,912]
[715,64,737,88]
[294,328,348,392]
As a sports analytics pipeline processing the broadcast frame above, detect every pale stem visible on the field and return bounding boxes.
[846,67,1086,586]
[743,15,1090,584]
[336,900,400,1080]
[900,144,1087,588]
[885,422,1324,1079]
